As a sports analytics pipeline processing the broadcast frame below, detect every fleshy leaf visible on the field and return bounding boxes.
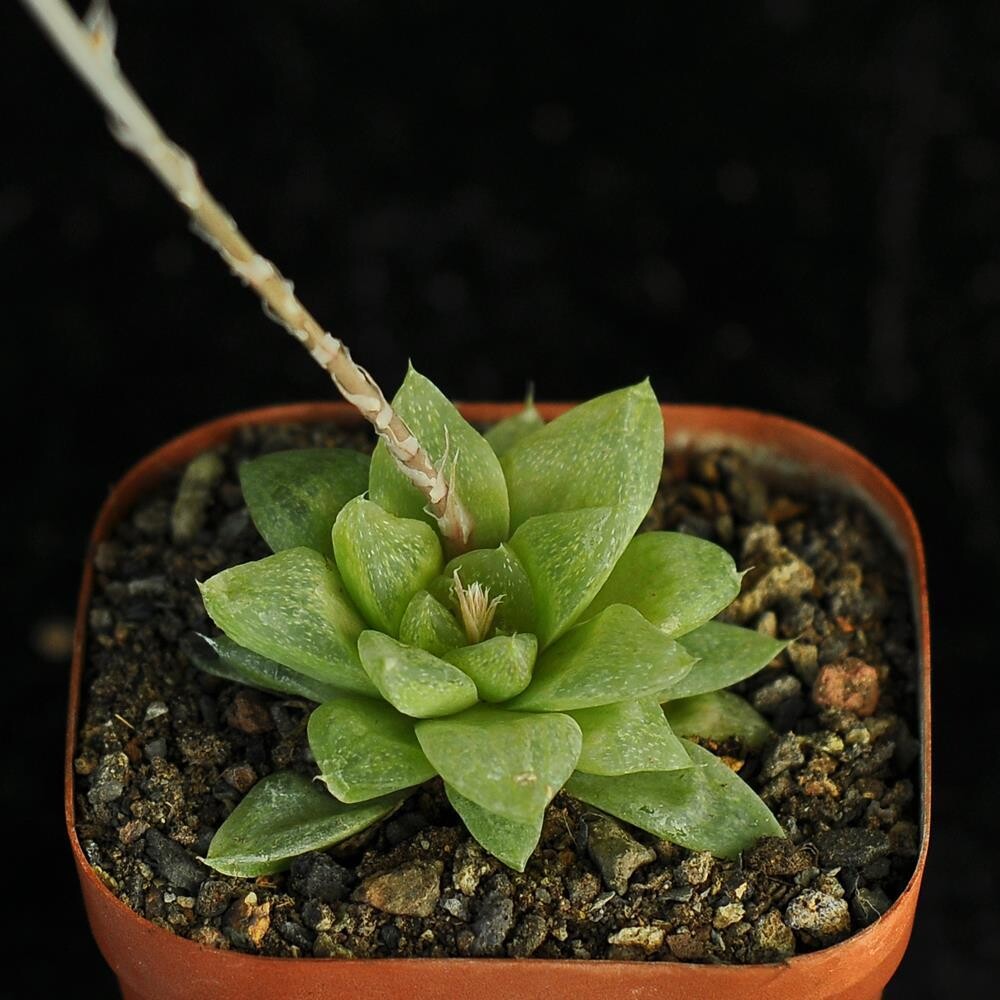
[308,697,435,802]
[199,548,374,696]
[445,782,542,872]
[508,506,632,646]
[332,497,443,635]
[507,604,695,712]
[500,381,663,533]
[484,403,544,458]
[397,590,466,657]
[665,691,773,749]
[204,772,401,876]
[444,633,537,703]
[582,531,742,637]
[431,544,537,636]
[357,631,478,718]
[565,740,784,858]
[662,621,788,699]
[415,704,581,823]
[368,366,510,549]
[190,633,345,703]
[239,448,369,558]
[569,699,692,775]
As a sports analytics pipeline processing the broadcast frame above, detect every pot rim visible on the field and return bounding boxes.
[66,400,930,985]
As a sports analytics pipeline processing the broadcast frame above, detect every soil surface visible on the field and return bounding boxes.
[74,422,921,962]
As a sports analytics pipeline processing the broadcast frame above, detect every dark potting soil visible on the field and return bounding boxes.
[73,421,921,962]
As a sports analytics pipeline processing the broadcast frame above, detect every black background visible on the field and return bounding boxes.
[4,1,998,995]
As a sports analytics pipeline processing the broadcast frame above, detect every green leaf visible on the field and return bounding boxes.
[199,548,375,696]
[507,604,695,712]
[357,631,479,718]
[431,544,537,637]
[397,590,466,657]
[308,696,435,802]
[332,497,443,635]
[663,621,788,699]
[445,782,542,872]
[415,704,581,823]
[484,403,544,458]
[190,633,345,702]
[444,633,537,703]
[582,531,742,637]
[665,691,773,750]
[239,448,369,558]
[565,740,784,858]
[204,772,401,876]
[500,381,663,533]
[569,699,692,775]
[368,366,510,549]
[508,506,632,646]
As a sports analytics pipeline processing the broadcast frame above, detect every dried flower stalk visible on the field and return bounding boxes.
[21,0,473,550]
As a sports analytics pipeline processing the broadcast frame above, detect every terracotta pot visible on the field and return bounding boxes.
[67,402,931,1000]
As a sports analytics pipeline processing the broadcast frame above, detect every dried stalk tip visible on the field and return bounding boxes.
[452,570,504,644]
[21,0,472,552]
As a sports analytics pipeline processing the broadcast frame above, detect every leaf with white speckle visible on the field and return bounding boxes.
[333,497,443,635]
[662,621,788,699]
[239,448,369,558]
[445,782,542,872]
[664,691,773,749]
[500,380,663,534]
[397,590,466,656]
[508,506,631,646]
[204,772,402,876]
[581,531,742,637]
[308,696,435,801]
[507,604,695,712]
[199,547,374,695]
[569,699,692,775]
[190,633,346,702]
[357,631,478,718]
[444,633,537,703]
[416,704,581,823]
[565,740,783,858]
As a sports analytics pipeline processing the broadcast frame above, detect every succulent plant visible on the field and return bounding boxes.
[195,370,785,876]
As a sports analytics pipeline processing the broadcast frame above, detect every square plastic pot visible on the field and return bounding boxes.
[66,401,931,1000]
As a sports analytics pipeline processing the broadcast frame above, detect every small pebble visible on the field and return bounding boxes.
[144,829,207,894]
[677,851,714,886]
[713,902,745,930]
[355,860,443,917]
[225,690,274,735]
[752,675,803,713]
[223,892,272,950]
[585,814,656,894]
[813,659,880,717]
[509,913,549,957]
[785,889,851,946]
[171,452,224,544]
[290,852,354,904]
[608,925,664,953]
[753,909,796,959]
[814,828,890,869]
[88,752,130,804]
[470,891,515,956]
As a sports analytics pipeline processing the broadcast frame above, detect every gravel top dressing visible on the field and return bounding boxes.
[74,421,920,962]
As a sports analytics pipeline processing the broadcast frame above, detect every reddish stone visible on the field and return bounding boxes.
[225,690,274,734]
[812,659,880,717]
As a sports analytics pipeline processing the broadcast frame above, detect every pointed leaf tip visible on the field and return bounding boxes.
[333,497,443,635]
[368,367,510,549]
